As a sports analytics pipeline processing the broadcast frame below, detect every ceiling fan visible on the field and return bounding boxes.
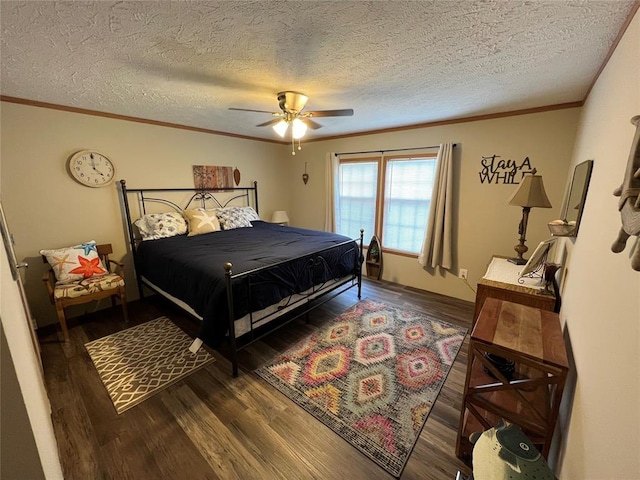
[229,91,354,154]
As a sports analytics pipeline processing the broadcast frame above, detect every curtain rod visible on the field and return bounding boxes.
[334,143,457,157]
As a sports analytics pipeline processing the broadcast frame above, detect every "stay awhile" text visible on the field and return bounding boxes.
[479,155,535,184]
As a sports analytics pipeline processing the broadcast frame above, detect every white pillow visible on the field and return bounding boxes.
[134,212,187,241]
[216,206,259,230]
[40,240,107,284]
[183,209,221,236]
[241,206,260,222]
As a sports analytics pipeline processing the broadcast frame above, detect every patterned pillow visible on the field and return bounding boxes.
[40,240,107,285]
[241,206,261,222]
[134,212,187,241]
[216,206,259,230]
[183,209,221,236]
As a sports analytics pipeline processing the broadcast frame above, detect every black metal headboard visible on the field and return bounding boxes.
[118,179,259,259]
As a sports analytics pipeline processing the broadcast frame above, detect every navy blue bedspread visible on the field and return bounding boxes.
[135,221,360,346]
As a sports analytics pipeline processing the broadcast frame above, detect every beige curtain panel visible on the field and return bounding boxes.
[324,152,339,232]
[418,142,454,269]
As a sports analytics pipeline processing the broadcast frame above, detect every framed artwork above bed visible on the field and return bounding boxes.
[193,165,234,191]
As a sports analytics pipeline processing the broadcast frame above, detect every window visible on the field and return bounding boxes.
[336,161,378,241]
[336,154,438,255]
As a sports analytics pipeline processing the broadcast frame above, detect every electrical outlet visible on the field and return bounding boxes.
[459,268,468,280]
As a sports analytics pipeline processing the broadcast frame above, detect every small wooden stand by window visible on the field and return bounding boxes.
[365,235,382,280]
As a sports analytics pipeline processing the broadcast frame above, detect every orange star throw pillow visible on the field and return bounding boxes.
[69,256,106,278]
[40,241,108,284]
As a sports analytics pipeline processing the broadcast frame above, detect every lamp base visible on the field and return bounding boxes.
[508,257,528,265]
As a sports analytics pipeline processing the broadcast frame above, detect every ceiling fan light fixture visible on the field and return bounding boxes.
[291,118,307,139]
[231,91,353,153]
[278,91,308,113]
[272,119,289,137]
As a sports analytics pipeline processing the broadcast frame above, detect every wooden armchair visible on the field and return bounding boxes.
[42,243,128,341]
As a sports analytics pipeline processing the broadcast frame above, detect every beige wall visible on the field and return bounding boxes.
[288,109,580,302]
[0,101,579,324]
[0,103,290,327]
[0,101,581,340]
[555,11,639,479]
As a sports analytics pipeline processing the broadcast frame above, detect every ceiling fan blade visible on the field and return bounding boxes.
[304,118,323,129]
[306,109,354,117]
[229,107,276,114]
[256,118,282,127]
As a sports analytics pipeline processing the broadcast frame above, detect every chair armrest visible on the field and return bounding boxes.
[106,259,125,277]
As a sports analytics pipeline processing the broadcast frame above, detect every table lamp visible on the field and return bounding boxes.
[271,210,289,225]
[508,169,552,264]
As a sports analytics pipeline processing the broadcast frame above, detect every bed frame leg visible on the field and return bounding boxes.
[357,228,364,299]
[225,262,239,377]
[137,278,145,299]
[189,338,203,353]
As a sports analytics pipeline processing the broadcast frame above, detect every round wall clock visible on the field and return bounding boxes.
[67,150,116,187]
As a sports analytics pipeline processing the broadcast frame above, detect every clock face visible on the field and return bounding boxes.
[68,150,115,187]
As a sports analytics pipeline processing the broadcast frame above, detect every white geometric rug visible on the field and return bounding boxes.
[85,317,214,414]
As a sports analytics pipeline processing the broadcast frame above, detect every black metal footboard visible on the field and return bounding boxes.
[224,230,364,377]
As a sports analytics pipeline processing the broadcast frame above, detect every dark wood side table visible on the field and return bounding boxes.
[473,256,555,327]
[456,298,568,465]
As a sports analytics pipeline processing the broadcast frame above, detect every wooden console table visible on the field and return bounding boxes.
[456,298,568,465]
[473,256,555,327]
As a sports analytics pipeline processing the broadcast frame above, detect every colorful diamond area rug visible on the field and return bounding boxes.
[256,299,467,478]
[85,317,215,414]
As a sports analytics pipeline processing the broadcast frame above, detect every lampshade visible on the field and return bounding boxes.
[271,210,289,224]
[508,174,552,208]
[291,118,307,139]
[272,119,289,138]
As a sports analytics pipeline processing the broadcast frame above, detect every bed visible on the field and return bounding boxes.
[119,180,363,376]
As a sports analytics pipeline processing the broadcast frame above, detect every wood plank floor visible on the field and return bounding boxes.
[38,279,474,479]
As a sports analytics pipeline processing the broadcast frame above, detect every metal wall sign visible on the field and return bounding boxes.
[479,155,536,184]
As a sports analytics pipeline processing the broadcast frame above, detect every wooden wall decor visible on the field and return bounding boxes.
[365,235,382,280]
[193,165,233,190]
[612,115,640,271]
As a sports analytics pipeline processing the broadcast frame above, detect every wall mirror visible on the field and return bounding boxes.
[561,159,593,236]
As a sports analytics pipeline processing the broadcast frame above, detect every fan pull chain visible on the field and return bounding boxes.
[291,135,296,155]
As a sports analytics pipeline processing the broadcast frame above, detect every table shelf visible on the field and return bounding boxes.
[455,298,568,465]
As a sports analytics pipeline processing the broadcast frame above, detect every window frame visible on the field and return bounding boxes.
[337,152,438,258]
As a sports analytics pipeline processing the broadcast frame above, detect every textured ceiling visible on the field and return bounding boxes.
[0,1,635,141]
